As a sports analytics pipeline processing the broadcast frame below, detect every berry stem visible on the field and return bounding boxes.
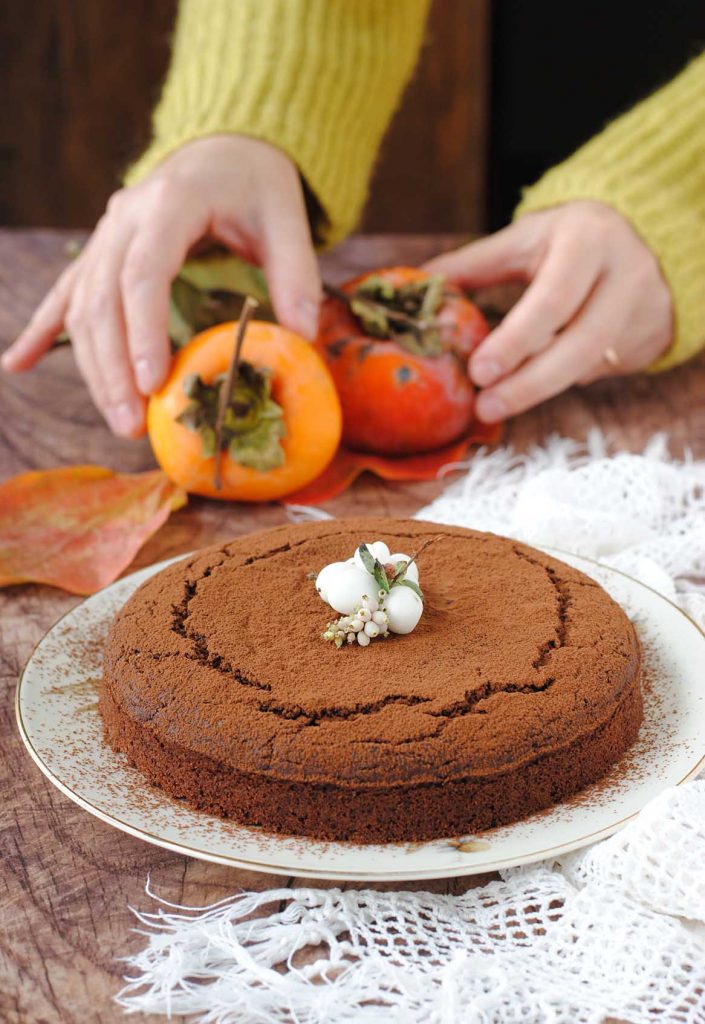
[396,535,443,579]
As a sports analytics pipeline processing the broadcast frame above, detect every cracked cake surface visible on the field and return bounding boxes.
[100,517,643,842]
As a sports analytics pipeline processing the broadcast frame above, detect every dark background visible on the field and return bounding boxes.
[489,1,705,228]
[1,0,704,234]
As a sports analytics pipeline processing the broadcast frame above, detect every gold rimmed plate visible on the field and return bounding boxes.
[15,549,705,881]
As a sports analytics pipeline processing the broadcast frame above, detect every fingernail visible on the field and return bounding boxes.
[108,402,138,436]
[476,394,507,423]
[135,358,155,394]
[471,357,502,387]
[295,298,319,340]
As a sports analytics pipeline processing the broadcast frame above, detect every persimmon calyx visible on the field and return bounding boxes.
[347,275,446,357]
[176,362,286,472]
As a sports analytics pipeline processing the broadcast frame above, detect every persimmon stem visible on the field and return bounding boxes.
[214,296,259,490]
[322,281,438,333]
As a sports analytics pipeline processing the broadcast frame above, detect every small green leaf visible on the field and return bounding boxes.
[228,416,285,471]
[393,559,409,581]
[356,275,396,302]
[391,331,425,356]
[182,373,202,398]
[168,275,209,349]
[200,426,217,458]
[180,253,270,304]
[260,399,282,420]
[168,254,273,351]
[358,544,377,575]
[397,578,424,601]
[419,275,445,320]
[373,562,390,593]
[64,238,83,259]
[175,402,201,431]
[222,405,240,432]
[350,297,390,338]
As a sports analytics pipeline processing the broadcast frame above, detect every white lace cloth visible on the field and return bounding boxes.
[118,433,705,1024]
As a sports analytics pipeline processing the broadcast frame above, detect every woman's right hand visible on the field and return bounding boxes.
[1,135,321,437]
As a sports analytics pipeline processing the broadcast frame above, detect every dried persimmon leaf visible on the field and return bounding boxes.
[0,466,186,594]
[285,421,502,505]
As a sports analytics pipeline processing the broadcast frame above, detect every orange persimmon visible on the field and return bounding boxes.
[316,266,489,455]
[148,321,342,501]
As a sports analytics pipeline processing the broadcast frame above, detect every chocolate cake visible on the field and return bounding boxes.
[100,518,642,842]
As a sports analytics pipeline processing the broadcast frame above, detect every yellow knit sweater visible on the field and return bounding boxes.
[129,1,705,371]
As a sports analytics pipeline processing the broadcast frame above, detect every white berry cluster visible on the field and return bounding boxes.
[322,593,390,648]
[316,540,424,649]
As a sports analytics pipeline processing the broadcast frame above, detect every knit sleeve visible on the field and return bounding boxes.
[515,52,705,371]
[125,0,430,247]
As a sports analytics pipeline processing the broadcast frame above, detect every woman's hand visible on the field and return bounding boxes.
[1,136,321,437]
[425,200,673,422]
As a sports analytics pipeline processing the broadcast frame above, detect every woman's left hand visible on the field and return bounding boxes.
[424,200,673,422]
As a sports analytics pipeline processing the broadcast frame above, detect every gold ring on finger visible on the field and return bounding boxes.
[603,346,622,369]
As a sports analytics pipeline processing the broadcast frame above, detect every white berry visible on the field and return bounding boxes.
[315,561,349,603]
[385,586,423,634]
[326,566,377,615]
[389,553,419,584]
[316,539,427,648]
[354,540,391,573]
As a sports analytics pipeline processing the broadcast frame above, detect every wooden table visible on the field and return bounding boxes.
[2,230,704,1024]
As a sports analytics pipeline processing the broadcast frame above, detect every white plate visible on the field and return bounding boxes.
[16,549,705,881]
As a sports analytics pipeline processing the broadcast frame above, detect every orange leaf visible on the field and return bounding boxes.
[0,466,187,594]
[286,421,502,505]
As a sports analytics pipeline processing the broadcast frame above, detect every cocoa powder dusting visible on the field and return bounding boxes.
[98,517,643,843]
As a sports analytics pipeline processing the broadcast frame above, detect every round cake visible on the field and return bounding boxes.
[100,517,643,842]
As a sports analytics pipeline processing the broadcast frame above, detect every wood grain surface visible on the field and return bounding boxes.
[1,229,704,1023]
